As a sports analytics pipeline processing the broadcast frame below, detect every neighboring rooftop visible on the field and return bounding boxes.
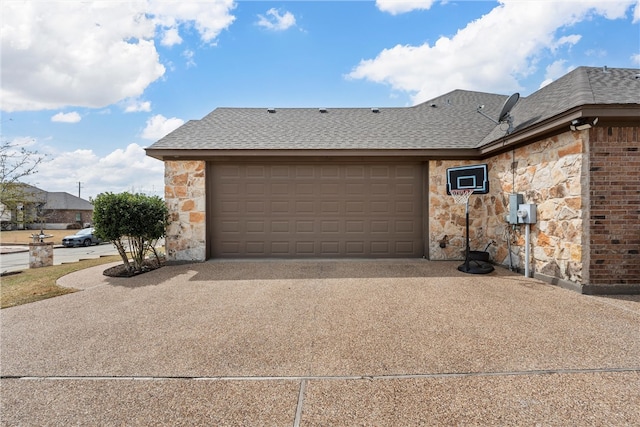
[15,184,93,210]
[146,67,640,158]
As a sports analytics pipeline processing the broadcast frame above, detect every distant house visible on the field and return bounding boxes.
[146,66,640,294]
[1,184,94,230]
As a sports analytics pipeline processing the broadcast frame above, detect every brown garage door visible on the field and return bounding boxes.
[209,162,424,258]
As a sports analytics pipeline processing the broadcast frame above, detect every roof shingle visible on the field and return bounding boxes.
[147,67,640,155]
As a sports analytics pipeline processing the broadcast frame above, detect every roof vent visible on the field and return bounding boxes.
[602,65,609,73]
[371,107,380,113]
[267,108,276,113]
[319,108,328,113]
[430,103,437,108]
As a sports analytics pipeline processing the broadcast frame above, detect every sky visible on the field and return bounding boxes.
[1,0,639,201]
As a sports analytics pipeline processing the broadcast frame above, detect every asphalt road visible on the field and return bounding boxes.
[0,243,119,274]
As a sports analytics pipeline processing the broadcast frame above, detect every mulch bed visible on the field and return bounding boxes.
[103,257,165,278]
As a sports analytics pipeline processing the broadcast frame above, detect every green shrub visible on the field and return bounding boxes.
[93,192,168,274]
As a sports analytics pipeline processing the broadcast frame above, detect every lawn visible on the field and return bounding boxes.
[0,229,74,245]
[1,255,121,309]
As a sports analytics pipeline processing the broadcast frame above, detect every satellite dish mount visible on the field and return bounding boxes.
[477,93,520,134]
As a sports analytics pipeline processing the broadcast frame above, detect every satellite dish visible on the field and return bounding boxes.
[498,92,519,122]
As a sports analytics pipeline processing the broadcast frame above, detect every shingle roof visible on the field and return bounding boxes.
[147,67,639,155]
[42,192,93,211]
[18,184,94,210]
[478,67,640,146]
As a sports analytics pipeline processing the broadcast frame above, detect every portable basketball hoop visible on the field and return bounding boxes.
[450,189,474,206]
[447,165,494,275]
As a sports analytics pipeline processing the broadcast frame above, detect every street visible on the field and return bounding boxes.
[0,243,119,274]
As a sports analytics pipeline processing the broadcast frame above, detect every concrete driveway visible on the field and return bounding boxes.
[1,260,639,426]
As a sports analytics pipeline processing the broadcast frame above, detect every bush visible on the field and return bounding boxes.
[93,192,168,275]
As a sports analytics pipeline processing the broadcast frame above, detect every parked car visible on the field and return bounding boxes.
[62,227,102,247]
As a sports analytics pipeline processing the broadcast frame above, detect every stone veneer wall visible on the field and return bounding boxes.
[29,242,54,268]
[429,131,587,287]
[587,126,640,291]
[165,160,207,261]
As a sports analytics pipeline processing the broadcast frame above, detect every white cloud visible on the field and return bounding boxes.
[141,114,185,140]
[551,34,582,52]
[257,8,296,31]
[182,49,196,68]
[632,53,640,65]
[51,111,82,123]
[348,0,637,103]
[376,0,436,15]
[0,0,236,112]
[124,99,152,113]
[161,27,183,47]
[25,143,164,201]
[539,60,574,89]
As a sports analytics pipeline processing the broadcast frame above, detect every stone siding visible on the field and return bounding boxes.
[165,160,207,261]
[429,131,587,285]
[587,126,640,289]
[29,242,54,268]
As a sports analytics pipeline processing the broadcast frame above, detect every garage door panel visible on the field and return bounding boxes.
[371,165,390,178]
[271,241,290,254]
[246,221,264,233]
[295,221,314,233]
[296,241,315,254]
[346,201,365,214]
[371,201,390,213]
[210,163,423,258]
[371,221,389,233]
[345,165,365,178]
[321,220,340,233]
[246,201,265,214]
[371,241,390,255]
[271,221,290,233]
[346,220,365,233]
[246,183,265,194]
[345,241,365,254]
[246,165,266,177]
[295,201,314,213]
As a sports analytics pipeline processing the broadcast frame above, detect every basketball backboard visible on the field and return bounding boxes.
[446,164,489,195]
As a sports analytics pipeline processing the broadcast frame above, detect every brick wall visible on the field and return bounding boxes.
[42,209,93,226]
[587,126,640,290]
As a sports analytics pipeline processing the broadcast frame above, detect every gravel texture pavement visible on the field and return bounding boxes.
[1,259,639,426]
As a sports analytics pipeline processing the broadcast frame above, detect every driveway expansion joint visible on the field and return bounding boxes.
[4,367,639,382]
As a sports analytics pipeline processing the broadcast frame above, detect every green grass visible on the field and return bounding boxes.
[1,255,121,309]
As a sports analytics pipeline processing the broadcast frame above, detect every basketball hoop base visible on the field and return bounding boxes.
[458,260,495,275]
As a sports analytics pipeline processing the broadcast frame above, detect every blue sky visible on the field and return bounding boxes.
[1,0,639,200]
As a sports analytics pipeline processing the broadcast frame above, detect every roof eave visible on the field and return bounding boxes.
[145,148,481,162]
[478,104,640,157]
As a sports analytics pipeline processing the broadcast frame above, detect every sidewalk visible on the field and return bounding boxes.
[2,260,639,425]
[0,245,30,254]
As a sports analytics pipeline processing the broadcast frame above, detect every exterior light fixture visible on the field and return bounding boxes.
[570,117,598,131]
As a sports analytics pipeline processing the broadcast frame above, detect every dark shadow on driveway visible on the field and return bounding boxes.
[186,259,520,282]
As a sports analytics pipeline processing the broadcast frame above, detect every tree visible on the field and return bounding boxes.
[0,140,44,225]
[93,192,168,274]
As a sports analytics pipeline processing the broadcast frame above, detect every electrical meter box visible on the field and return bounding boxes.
[508,194,524,224]
[517,203,537,224]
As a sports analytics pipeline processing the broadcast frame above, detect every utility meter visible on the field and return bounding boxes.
[517,204,537,224]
